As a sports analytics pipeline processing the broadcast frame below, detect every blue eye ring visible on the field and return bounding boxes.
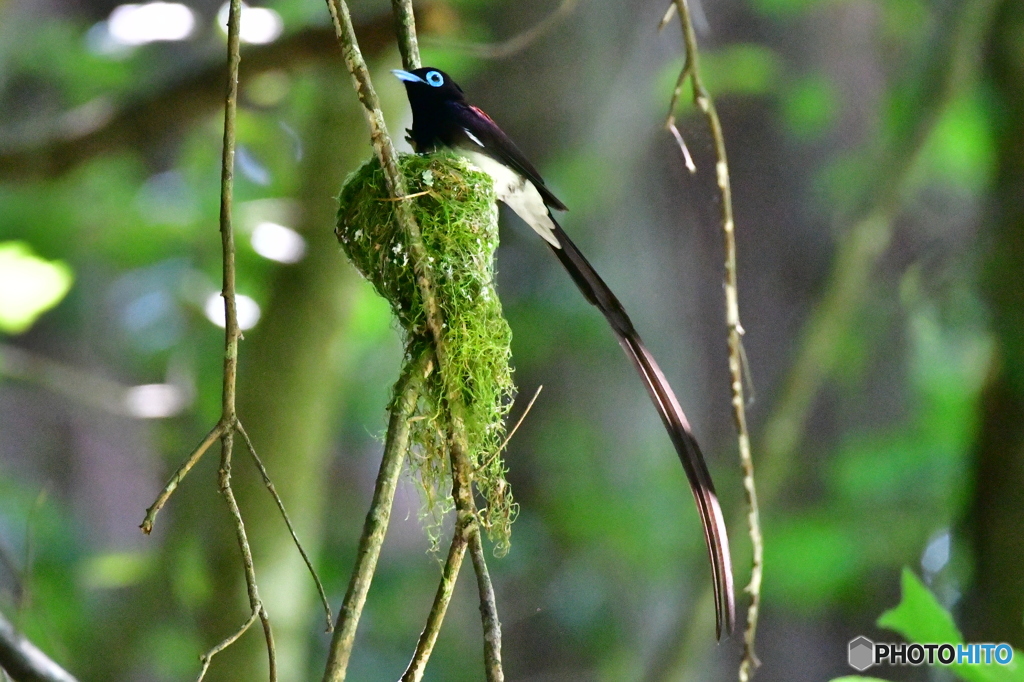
[426,71,444,87]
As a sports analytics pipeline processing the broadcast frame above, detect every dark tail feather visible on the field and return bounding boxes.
[548,221,735,639]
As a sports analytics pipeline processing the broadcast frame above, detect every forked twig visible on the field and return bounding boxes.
[137,0,283,677]
[663,1,762,678]
[196,608,261,682]
[216,431,276,681]
[236,421,334,632]
[140,423,224,534]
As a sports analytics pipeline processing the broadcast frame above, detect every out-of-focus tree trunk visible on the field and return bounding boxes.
[198,68,364,681]
[965,0,1024,649]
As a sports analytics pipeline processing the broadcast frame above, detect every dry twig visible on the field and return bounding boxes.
[236,422,334,632]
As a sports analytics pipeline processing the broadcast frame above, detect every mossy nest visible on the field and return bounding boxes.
[336,152,517,553]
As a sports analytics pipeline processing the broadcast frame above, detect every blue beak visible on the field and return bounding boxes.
[392,69,426,84]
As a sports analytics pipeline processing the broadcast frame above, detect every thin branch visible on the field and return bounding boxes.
[195,607,261,682]
[19,489,47,627]
[0,343,133,416]
[481,384,543,471]
[140,423,225,534]
[139,0,279,677]
[468,528,502,680]
[0,609,77,682]
[401,523,469,682]
[0,542,22,608]
[648,0,999,679]
[217,431,276,680]
[424,0,579,59]
[235,422,333,632]
[668,122,696,173]
[322,350,431,681]
[667,0,761,675]
[495,385,542,458]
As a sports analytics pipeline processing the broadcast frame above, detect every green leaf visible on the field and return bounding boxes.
[878,568,1024,682]
[877,568,961,643]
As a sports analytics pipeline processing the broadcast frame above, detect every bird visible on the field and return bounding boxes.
[393,66,735,639]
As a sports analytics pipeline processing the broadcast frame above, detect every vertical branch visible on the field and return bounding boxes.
[321,350,431,681]
[322,2,505,681]
[666,1,762,677]
[211,0,276,677]
[468,528,503,679]
[219,0,242,425]
[391,0,421,70]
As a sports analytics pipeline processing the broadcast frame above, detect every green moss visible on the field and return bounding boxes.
[336,152,517,553]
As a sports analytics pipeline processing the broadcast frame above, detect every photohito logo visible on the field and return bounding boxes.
[848,636,1014,671]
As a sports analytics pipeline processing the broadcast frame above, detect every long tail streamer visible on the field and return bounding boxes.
[548,222,735,638]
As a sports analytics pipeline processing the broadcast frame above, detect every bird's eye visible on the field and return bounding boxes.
[425,71,444,87]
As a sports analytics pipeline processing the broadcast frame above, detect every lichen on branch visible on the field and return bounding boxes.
[336,151,517,553]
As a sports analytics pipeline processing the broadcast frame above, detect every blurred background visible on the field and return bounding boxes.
[0,0,1020,679]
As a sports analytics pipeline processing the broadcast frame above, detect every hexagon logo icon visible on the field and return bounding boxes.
[848,636,875,671]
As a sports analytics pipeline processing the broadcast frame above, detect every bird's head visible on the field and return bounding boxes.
[392,67,465,109]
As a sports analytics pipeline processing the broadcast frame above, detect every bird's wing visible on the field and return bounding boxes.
[450,102,568,211]
[548,219,736,639]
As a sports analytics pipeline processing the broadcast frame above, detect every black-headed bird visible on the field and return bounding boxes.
[393,66,735,639]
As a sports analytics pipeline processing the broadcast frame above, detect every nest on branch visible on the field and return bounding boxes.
[337,152,517,553]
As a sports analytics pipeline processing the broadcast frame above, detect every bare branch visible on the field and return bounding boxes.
[391,0,421,69]
[217,431,276,680]
[649,0,1000,678]
[401,524,468,682]
[196,608,261,682]
[322,350,431,679]
[140,422,225,534]
[0,609,77,682]
[468,528,503,680]
[665,0,761,675]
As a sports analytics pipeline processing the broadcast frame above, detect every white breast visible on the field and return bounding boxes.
[459,149,561,249]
